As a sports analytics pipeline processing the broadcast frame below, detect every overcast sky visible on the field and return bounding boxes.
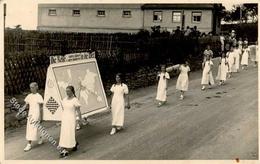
[2,0,244,30]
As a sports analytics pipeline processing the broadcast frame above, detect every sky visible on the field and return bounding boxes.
[1,0,247,30]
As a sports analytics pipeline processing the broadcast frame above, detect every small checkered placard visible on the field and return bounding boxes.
[46,97,59,114]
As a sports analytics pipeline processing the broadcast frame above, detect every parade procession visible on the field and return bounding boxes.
[2,2,259,161]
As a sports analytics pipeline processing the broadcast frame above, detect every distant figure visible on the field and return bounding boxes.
[203,45,213,63]
[255,41,258,67]
[230,30,237,46]
[244,37,249,45]
[238,37,243,50]
[234,44,242,72]
[241,43,250,70]
[109,73,130,135]
[156,65,170,107]
[174,26,182,38]
[226,45,236,78]
[184,26,191,36]
[220,32,225,52]
[201,55,214,90]
[176,61,191,100]
[216,52,228,85]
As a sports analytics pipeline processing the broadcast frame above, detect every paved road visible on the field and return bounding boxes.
[5,61,258,160]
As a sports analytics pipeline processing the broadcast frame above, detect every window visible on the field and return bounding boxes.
[72,9,80,17]
[48,9,57,16]
[122,10,131,18]
[153,11,162,22]
[192,11,202,23]
[172,11,182,22]
[97,10,105,17]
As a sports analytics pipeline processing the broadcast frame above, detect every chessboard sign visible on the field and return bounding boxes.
[43,55,108,121]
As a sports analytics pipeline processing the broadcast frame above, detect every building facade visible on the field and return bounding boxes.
[37,4,222,34]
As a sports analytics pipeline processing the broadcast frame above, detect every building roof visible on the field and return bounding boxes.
[141,4,220,10]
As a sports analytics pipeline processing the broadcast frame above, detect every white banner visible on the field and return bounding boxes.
[43,57,108,121]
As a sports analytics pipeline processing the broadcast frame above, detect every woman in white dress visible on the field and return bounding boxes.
[238,37,243,50]
[227,46,236,78]
[203,45,214,63]
[201,55,214,90]
[156,65,170,107]
[234,44,242,72]
[109,73,130,135]
[216,52,229,85]
[255,41,258,66]
[241,44,250,70]
[23,82,44,152]
[176,61,190,100]
[59,85,83,158]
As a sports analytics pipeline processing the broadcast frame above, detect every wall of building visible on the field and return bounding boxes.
[38,4,215,34]
[143,9,213,33]
[38,4,143,33]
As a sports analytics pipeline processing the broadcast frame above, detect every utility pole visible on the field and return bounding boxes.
[4,3,6,29]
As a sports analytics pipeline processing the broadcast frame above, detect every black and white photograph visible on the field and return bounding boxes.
[1,0,259,162]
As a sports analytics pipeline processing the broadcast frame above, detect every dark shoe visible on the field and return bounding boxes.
[72,142,79,152]
[59,151,69,158]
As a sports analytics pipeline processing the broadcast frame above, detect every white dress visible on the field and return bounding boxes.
[234,48,241,70]
[238,41,243,50]
[110,83,129,127]
[25,93,44,141]
[241,48,250,65]
[176,65,190,91]
[156,72,170,101]
[59,97,81,148]
[256,45,258,62]
[201,60,214,85]
[227,51,235,73]
[216,57,228,81]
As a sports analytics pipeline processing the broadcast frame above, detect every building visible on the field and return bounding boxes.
[37,4,222,34]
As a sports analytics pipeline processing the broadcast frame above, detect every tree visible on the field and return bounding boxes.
[224,4,258,23]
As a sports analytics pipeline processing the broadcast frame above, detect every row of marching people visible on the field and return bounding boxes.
[155,42,258,107]
[202,41,257,90]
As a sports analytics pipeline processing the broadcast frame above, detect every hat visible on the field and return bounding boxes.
[231,30,235,33]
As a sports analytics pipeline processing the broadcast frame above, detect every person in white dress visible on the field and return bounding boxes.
[156,65,170,107]
[176,61,190,100]
[238,37,243,50]
[234,44,242,72]
[201,55,214,90]
[23,82,44,152]
[227,46,236,78]
[216,52,229,85]
[203,45,214,63]
[255,41,258,67]
[109,73,130,135]
[59,85,83,158]
[241,44,251,70]
[220,33,225,52]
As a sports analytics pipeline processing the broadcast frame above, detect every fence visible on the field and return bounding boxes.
[4,29,222,96]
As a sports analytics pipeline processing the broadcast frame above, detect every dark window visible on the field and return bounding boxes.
[97,10,105,17]
[123,10,131,18]
[153,11,162,22]
[72,9,80,17]
[192,11,202,23]
[172,11,182,22]
[48,9,57,16]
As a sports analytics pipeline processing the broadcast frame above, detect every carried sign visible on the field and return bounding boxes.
[43,52,108,121]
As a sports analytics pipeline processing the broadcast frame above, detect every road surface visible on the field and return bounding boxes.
[5,60,258,160]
